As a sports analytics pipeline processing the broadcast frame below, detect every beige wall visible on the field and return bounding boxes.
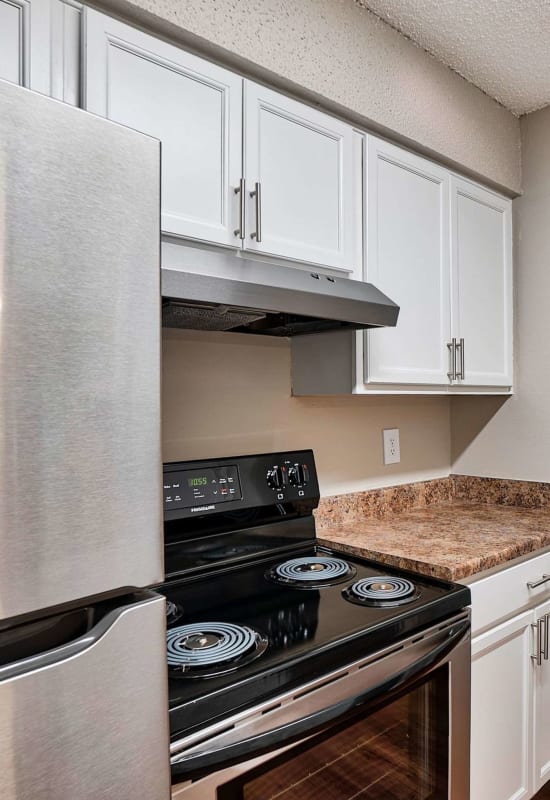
[98,0,521,193]
[451,107,550,481]
[163,329,451,497]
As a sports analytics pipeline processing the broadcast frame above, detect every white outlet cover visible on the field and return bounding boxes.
[383,428,401,465]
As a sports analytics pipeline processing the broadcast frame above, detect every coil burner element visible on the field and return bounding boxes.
[343,576,419,607]
[166,622,268,678]
[266,556,356,588]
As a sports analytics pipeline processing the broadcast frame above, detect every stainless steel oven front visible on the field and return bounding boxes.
[170,610,470,800]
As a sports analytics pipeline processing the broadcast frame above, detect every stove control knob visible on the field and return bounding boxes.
[288,464,300,486]
[289,463,310,486]
[266,466,283,489]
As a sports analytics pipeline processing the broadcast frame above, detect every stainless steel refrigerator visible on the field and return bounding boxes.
[0,80,170,799]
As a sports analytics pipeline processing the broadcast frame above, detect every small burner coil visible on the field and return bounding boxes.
[343,576,418,606]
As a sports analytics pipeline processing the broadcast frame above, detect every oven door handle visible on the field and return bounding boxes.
[171,617,469,780]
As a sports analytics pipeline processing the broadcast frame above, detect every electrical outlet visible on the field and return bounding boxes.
[383,428,400,465]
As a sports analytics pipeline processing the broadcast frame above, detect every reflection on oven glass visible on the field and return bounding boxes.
[240,679,447,800]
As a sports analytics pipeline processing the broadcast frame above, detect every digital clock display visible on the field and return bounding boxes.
[188,476,208,487]
[164,465,242,511]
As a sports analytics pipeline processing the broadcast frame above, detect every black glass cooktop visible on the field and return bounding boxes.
[158,544,470,741]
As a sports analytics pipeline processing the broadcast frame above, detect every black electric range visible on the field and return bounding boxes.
[159,450,470,747]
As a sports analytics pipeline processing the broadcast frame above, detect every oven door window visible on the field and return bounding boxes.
[220,669,448,800]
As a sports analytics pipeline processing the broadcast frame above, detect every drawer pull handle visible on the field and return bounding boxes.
[545,614,550,661]
[527,574,550,589]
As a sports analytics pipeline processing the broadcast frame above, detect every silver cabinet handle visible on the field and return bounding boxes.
[456,337,465,380]
[447,338,457,381]
[532,618,545,666]
[527,574,550,589]
[250,181,262,242]
[234,178,246,240]
[544,614,550,660]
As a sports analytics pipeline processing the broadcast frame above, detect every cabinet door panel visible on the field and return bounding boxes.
[0,0,77,100]
[451,177,513,386]
[470,612,533,800]
[84,9,242,246]
[534,599,550,792]
[49,0,82,106]
[0,0,25,84]
[244,81,356,271]
[365,137,450,384]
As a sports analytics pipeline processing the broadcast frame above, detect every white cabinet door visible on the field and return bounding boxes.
[243,81,356,272]
[451,176,513,386]
[0,0,26,85]
[0,0,80,104]
[83,9,242,246]
[471,611,533,800]
[364,136,451,384]
[533,600,550,793]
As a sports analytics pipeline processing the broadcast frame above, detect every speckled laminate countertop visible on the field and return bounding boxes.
[317,501,550,582]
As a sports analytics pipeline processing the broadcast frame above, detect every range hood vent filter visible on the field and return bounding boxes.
[162,301,266,332]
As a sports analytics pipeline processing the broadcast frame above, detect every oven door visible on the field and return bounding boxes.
[171,611,470,800]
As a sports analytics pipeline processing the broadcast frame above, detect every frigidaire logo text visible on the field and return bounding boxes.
[191,505,216,513]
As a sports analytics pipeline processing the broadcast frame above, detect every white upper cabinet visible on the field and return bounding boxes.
[0,0,80,104]
[0,0,24,85]
[243,81,357,272]
[451,177,513,387]
[364,136,450,384]
[83,9,243,247]
[292,135,514,396]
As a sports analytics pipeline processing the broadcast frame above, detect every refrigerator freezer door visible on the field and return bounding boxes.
[0,80,163,622]
[0,592,170,800]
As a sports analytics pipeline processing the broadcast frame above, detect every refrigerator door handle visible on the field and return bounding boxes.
[0,592,160,682]
[0,592,170,800]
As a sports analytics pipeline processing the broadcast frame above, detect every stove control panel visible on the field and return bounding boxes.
[163,465,242,510]
[163,450,319,520]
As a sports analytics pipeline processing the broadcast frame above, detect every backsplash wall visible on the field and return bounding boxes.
[162,329,451,497]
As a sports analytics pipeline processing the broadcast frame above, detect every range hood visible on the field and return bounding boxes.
[161,247,399,337]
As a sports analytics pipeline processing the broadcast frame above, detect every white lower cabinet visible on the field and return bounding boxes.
[471,611,532,800]
[534,599,550,792]
[469,558,550,800]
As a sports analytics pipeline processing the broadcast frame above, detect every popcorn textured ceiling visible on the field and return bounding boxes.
[354,0,550,115]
